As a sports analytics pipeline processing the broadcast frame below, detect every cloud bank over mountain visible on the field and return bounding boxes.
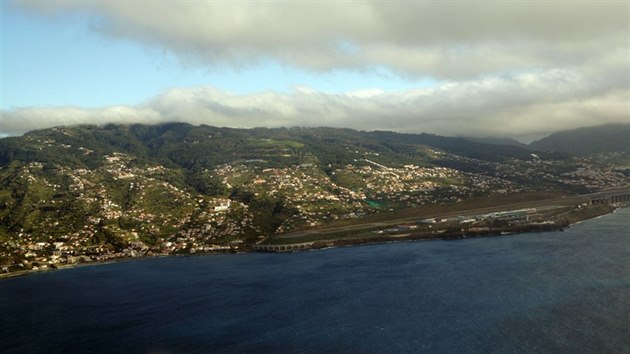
[4,1,628,139]
[4,69,627,140]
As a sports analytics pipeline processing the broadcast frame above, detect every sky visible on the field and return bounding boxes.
[1,1,628,141]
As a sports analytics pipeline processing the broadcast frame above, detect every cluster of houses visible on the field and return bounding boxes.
[559,166,629,190]
[3,140,629,274]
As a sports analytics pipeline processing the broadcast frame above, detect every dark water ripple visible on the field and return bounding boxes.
[1,208,629,353]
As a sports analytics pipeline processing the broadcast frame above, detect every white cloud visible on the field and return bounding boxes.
[5,1,627,139]
[15,1,628,79]
[2,69,627,139]
[1,106,161,135]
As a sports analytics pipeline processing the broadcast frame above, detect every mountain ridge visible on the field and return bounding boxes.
[529,123,630,155]
[1,123,628,274]
[461,136,529,149]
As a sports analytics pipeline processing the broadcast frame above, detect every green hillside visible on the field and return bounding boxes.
[1,123,627,273]
[529,123,630,155]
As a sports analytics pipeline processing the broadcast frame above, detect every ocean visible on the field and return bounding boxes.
[1,208,629,353]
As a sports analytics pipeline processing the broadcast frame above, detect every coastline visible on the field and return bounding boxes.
[0,250,237,280]
[257,203,620,251]
[1,204,622,280]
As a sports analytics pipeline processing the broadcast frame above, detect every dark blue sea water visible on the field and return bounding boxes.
[1,208,629,354]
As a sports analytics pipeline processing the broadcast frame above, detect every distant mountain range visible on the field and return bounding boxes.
[0,123,559,171]
[462,137,529,149]
[462,123,630,156]
[529,123,630,155]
